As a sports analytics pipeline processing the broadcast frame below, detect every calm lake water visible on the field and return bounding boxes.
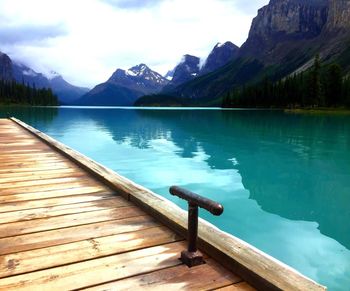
[1,106,350,290]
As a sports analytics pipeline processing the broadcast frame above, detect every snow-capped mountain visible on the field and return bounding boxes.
[75,64,169,106]
[162,54,200,91]
[108,64,168,93]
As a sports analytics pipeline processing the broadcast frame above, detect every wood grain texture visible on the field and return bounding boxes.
[214,282,256,291]
[0,192,115,213]
[83,259,242,291]
[0,206,145,238]
[0,118,275,291]
[0,242,186,291]
[9,117,325,291]
[0,187,112,203]
[0,215,159,255]
[0,197,131,223]
[0,226,182,278]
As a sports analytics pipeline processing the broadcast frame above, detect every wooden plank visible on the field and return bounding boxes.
[0,153,62,162]
[0,146,49,153]
[0,167,82,179]
[0,157,66,167]
[0,159,69,169]
[0,184,110,201]
[0,197,131,224]
[0,192,115,213]
[0,163,77,174]
[0,206,145,238]
[0,215,159,255]
[0,139,38,143]
[0,177,96,193]
[0,226,182,278]
[10,117,326,291]
[0,242,185,291]
[0,142,42,147]
[215,282,256,291]
[83,258,242,291]
[0,175,92,190]
[0,152,62,161]
[0,169,88,183]
[0,148,51,155]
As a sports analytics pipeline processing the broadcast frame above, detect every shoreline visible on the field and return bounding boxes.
[285,108,350,115]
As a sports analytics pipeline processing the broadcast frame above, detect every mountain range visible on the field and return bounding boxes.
[74,64,168,106]
[0,51,89,104]
[137,0,350,106]
[75,41,239,106]
[1,0,350,107]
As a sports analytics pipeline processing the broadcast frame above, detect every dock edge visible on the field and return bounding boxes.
[10,117,327,291]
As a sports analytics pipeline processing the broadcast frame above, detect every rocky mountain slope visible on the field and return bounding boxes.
[149,0,350,106]
[200,42,239,74]
[49,75,89,104]
[162,55,200,91]
[0,52,13,81]
[0,50,88,104]
[75,64,168,106]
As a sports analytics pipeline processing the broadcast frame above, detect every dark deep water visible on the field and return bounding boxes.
[1,106,350,290]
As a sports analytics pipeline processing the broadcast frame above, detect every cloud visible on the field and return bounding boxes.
[101,0,163,9]
[230,0,269,14]
[0,24,67,45]
[0,0,269,87]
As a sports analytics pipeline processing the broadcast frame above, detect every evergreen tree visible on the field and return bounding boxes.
[0,79,58,106]
[324,64,343,107]
[221,58,349,109]
[306,54,322,106]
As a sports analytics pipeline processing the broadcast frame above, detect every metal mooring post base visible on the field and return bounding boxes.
[180,250,204,267]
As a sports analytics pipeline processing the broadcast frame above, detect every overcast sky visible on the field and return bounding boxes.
[0,0,268,88]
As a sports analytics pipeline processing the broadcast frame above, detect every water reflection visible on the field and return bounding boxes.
[1,106,350,290]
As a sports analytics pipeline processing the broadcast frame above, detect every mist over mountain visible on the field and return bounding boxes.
[3,0,350,108]
[0,50,88,104]
[0,52,13,81]
[162,55,200,92]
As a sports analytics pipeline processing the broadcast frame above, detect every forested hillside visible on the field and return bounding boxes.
[0,79,58,106]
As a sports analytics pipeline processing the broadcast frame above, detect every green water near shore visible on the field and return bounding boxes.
[1,106,350,290]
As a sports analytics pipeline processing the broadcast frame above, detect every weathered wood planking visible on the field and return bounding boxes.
[0,118,254,291]
[0,206,145,238]
[8,117,326,291]
[83,259,242,291]
[0,197,132,224]
[0,226,181,278]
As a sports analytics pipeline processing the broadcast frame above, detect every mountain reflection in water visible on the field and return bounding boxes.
[1,106,350,291]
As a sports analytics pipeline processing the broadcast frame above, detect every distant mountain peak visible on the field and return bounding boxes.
[109,64,168,87]
[76,63,169,106]
[200,41,239,75]
[162,54,200,91]
[0,50,13,81]
[214,41,237,49]
[126,63,151,77]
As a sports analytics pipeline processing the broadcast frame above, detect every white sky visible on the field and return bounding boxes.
[0,0,268,88]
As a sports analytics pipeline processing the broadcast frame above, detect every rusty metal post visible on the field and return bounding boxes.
[188,202,198,252]
[169,186,224,267]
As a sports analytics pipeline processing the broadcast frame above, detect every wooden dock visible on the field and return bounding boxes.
[0,118,326,291]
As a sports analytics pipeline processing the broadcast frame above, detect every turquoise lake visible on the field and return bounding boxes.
[1,106,350,290]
